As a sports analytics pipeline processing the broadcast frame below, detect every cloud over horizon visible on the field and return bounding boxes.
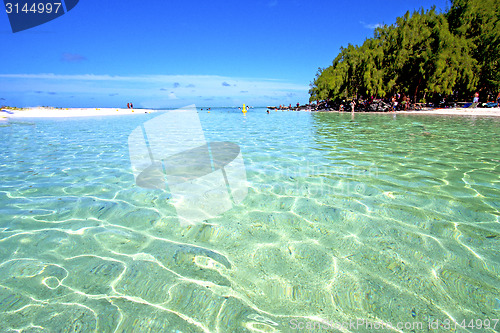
[0,73,309,108]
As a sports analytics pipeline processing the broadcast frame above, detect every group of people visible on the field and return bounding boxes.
[340,95,404,112]
[473,91,500,107]
[337,94,411,112]
[390,94,412,111]
[127,102,134,109]
[275,103,301,110]
[337,100,357,112]
[312,91,500,112]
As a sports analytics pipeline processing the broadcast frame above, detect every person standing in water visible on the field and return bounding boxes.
[350,100,356,113]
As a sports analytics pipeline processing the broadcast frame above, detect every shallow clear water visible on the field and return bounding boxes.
[0,109,499,332]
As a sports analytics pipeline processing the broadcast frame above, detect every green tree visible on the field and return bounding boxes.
[447,0,500,98]
[382,8,475,101]
[309,0,494,104]
[360,34,387,98]
[309,44,366,101]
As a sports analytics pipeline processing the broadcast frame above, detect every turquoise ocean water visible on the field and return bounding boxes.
[0,108,499,332]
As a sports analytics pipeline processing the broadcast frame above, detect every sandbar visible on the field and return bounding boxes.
[2,107,157,118]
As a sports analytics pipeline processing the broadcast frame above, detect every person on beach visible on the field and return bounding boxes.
[496,91,500,107]
[473,92,479,107]
[127,103,130,109]
[392,95,398,111]
[350,100,356,113]
[130,102,134,108]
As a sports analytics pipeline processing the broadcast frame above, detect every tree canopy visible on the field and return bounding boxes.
[309,0,499,103]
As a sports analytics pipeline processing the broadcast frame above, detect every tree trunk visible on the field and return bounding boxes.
[414,77,422,102]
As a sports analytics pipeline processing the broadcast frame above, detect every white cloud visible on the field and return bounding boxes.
[0,73,307,89]
[359,21,383,29]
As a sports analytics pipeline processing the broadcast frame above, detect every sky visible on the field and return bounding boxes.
[0,0,450,108]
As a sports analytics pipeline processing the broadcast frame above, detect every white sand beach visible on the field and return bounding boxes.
[2,107,157,118]
[321,107,500,117]
[396,107,500,117]
[2,106,500,118]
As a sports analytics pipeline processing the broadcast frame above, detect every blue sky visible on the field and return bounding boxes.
[0,0,449,108]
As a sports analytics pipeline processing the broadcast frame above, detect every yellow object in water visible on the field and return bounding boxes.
[242,103,247,113]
